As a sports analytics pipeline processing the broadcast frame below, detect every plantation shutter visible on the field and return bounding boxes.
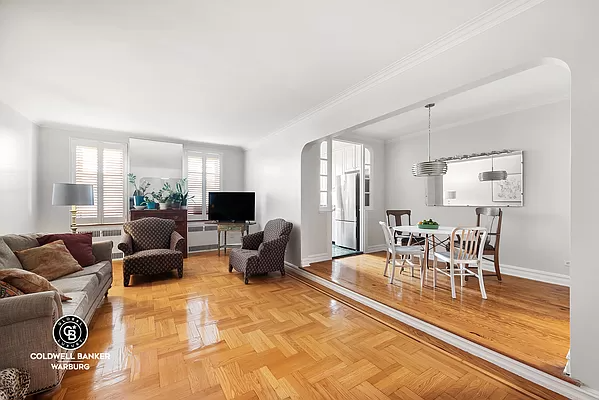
[75,145,98,219]
[102,147,125,219]
[187,153,204,215]
[205,154,221,211]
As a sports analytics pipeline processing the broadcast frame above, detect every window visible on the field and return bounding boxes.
[319,141,328,208]
[186,151,222,217]
[71,139,126,223]
[364,148,371,208]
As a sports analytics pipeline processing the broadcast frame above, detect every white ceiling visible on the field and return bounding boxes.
[0,0,505,148]
[352,63,570,140]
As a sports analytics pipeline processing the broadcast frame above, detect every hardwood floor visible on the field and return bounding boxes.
[306,253,571,382]
[52,252,562,399]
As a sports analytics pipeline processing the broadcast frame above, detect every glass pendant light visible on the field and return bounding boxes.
[412,103,448,177]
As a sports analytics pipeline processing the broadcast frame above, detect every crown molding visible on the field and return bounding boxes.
[248,0,548,150]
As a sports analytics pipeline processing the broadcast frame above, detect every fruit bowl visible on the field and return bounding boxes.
[418,219,439,229]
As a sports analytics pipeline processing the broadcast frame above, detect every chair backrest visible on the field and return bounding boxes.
[475,207,502,246]
[263,218,293,242]
[124,217,175,252]
[378,221,394,252]
[386,210,412,228]
[450,227,488,262]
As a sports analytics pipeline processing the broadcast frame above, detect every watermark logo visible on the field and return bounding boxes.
[53,315,88,350]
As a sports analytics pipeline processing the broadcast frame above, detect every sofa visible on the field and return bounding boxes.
[0,233,113,396]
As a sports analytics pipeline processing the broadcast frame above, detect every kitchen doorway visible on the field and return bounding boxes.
[331,140,364,259]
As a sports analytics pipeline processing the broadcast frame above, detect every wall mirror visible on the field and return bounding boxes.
[426,150,523,207]
[129,138,183,195]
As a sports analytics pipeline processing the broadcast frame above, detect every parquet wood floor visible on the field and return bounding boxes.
[52,252,561,400]
[307,253,570,382]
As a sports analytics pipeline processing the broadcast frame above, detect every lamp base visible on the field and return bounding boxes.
[70,205,78,234]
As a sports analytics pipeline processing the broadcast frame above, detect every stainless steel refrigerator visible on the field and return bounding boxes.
[332,171,360,250]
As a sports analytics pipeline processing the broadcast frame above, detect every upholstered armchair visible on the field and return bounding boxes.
[118,217,185,286]
[229,218,293,284]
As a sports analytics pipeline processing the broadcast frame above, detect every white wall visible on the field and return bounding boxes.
[385,101,570,276]
[0,101,38,234]
[36,124,245,233]
[244,1,599,388]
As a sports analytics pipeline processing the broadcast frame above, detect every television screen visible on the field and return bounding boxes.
[208,192,255,222]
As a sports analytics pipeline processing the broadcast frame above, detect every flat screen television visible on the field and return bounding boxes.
[208,192,255,222]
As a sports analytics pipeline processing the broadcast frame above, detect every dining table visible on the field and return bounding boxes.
[391,225,457,274]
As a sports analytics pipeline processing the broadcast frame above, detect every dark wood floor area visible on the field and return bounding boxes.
[306,252,571,382]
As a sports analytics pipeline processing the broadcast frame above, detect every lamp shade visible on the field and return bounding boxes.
[52,183,94,206]
[478,171,508,182]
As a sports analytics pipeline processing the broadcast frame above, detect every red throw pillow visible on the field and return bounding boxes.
[37,233,96,267]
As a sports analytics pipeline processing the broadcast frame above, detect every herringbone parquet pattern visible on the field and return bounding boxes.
[53,252,542,400]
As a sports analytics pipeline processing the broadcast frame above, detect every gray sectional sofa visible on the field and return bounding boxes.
[0,233,113,395]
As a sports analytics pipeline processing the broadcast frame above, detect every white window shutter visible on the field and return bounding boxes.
[187,154,204,215]
[205,154,221,210]
[102,147,124,219]
[75,145,98,219]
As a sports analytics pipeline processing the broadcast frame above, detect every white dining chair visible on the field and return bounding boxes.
[433,227,489,299]
[379,221,425,285]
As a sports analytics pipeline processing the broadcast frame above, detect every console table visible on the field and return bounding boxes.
[129,209,188,258]
[206,222,254,256]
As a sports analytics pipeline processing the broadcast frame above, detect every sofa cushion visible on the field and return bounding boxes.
[15,240,83,281]
[60,291,89,319]
[52,275,99,297]
[38,233,96,267]
[0,239,22,270]
[61,261,112,283]
[0,269,71,301]
[1,234,41,252]
[0,281,24,298]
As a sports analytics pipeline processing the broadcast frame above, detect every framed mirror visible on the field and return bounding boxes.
[426,151,523,207]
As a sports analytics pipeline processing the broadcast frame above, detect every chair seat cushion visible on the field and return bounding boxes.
[229,249,259,274]
[124,249,182,275]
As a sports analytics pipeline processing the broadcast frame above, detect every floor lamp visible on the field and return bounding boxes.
[52,183,95,233]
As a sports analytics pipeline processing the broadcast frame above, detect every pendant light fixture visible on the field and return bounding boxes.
[412,103,448,177]
[478,170,508,181]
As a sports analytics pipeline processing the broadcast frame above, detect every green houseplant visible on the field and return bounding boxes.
[153,190,170,210]
[128,173,151,206]
[174,178,194,208]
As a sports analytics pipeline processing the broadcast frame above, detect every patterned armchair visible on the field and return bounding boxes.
[118,217,185,287]
[229,218,293,284]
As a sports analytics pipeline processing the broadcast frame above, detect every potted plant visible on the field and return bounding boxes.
[128,173,151,206]
[144,193,157,209]
[153,190,170,210]
[175,178,194,209]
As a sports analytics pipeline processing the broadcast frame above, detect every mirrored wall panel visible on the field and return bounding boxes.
[426,151,523,207]
[129,138,183,195]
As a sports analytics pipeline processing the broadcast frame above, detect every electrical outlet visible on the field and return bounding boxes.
[565,261,571,268]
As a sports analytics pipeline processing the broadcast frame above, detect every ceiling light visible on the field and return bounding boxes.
[478,170,508,181]
[412,103,448,177]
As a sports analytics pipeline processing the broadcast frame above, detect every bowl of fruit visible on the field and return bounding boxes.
[418,219,439,229]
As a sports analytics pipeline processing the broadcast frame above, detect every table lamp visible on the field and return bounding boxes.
[52,183,94,233]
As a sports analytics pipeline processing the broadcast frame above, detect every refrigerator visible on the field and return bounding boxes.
[332,171,360,250]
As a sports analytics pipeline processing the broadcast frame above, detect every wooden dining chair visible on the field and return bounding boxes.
[476,207,503,281]
[386,210,424,246]
[433,227,489,299]
[379,221,425,285]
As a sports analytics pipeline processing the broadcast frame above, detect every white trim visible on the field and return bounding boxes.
[301,253,330,267]
[366,244,387,253]
[285,262,598,400]
[482,261,570,287]
[249,0,547,149]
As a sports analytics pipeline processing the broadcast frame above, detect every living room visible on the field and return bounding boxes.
[1,2,599,400]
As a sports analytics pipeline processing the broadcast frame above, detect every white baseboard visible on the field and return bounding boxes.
[285,262,597,400]
[482,261,570,287]
[301,253,330,267]
[366,244,387,253]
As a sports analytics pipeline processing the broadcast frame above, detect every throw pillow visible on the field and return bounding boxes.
[0,239,22,270]
[37,233,96,267]
[1,234,41,252]
[15,240,83,281]
[0,281,24,298]
[0,269,71,301]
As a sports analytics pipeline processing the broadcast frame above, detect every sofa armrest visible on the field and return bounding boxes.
[170,231,185,253]
[241,231,264,250]
[118,233,133,256]
[0,291,62,327]
[92,240,113,262]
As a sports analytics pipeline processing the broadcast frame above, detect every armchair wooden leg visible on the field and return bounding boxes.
[244,274,249,285]
[124,274,130,287]
[229,264,233,273]
[177,267,183,279]
[494,253,502,281]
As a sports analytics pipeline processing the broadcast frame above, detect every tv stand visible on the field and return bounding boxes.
[207,221,254,256]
